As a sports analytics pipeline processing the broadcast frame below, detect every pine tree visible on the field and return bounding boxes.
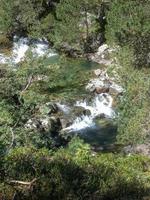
[53,0,102,52]
[106,0,150,67]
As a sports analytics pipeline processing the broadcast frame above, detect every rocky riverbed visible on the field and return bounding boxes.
[0,36,124,150]
[23,43,124,149]
[0,36,57,64]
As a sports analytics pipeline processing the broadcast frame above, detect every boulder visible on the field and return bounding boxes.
[94,69,102,77]
[25,116,62,135]
[40,117,50,131]
[109,87,119,96]
[59,42,82,58]
[86,79,104,92]
[97,44,109,55]
[124,144,150,157]
[95,113,106,119]
[87,44,117,65]
[71,106,91,118]
[95,87,109,94]
[109,83,123,95]
[83,109,91,116]
[25,118,42,131]
[95,118,112,127]
[60,118,72,129]
[40,102,58,115]
[48,117,62,134]
[46,102,58,114]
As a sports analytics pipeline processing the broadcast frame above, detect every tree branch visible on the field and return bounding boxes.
[8,178,37,190]
[9,178,37,186]
[20,74,33,95]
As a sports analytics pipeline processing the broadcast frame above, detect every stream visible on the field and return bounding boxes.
[0,37,122,149]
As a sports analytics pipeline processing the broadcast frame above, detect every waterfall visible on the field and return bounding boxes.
[13,37,29,63]
[56,103,70,114]
[0,37,57,64]
[63,93,115,132]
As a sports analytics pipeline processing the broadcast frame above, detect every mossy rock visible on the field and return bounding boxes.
[0,35,12,51]
[95,118,114,128]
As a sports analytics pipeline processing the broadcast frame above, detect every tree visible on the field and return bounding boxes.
[0,0,59,38]
[106,0,150,67]
[52,0,103,53]
[1,139,150,199]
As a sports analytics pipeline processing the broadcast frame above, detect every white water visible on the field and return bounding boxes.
[0,37,121,134]
[63,93,115,132]
[0,37,57,64]
[56,103,71,114]
[13,37,29,63]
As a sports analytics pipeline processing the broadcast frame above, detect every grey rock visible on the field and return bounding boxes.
[71,106,91,118]
[94,69,102,76]
[95,87,109,94]
[123,144,150,157]
[25,115,62,134]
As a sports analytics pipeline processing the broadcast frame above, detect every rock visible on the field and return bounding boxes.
[49,117,62,134]
[86,79,104,92]
[71,106,91,118]
[95,87,109,94]
[83,109,91,116]
[33,75,49,82]
[56,103,70,114]
[25,118,44,131]
[46,102,58,114]
[59,42,82,58]
[39,103,58,115]
[112,98,118,107]
[95,113,106,119]
[95,118,112,127]
[25,116,62,135]
[25,119,35,130]
[87,44,118,65]
[86,84,96,92]
[40,103,58,115]
[109,83,123,95]
[123,144,150,157]
[109,87,119,95]
[92,146,104,152]
[94,69,102,76]
[60,129,73,141]
[134,144,150,157]
[40,117,49,128]
[97,44,109,55]
[123,145,134,154]
[60,118,72,129]
[40,116,62,135]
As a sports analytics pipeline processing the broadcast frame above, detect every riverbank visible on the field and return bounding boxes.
[0,35,122,151]
[1,35,150,157]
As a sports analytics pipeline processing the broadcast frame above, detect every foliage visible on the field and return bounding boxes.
[0,0,58,37]
[0,0,105,53]
[0,54,92,153]
[53,0,103,52]
[0,1,150,200]
[115,47,150,144]
[106,0,150,67]
[0,138,150,199]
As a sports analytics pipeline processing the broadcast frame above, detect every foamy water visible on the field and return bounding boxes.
[56,103,71,114]
[0,37,57,64]
[62,93,115,132]
[0,38,121,134]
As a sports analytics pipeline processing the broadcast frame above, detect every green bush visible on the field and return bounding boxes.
[106,0,150,67]
[115,47,150,145]
[0,138,150,200]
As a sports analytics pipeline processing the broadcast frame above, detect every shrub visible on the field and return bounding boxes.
[106,0,150,67]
